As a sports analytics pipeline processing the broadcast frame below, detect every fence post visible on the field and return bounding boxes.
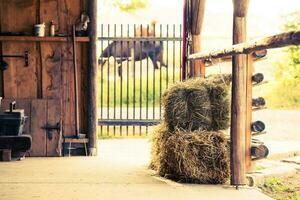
[230,0,249,186]
[190,0,206,78]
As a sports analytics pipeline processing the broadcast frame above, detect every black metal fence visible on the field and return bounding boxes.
[98,24,183,137]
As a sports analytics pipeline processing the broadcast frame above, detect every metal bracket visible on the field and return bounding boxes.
[0,50,29,67]
[41,123,61,140]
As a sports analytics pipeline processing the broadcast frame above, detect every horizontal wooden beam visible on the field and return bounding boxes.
[0,36,89,42]
[188,30,300,60]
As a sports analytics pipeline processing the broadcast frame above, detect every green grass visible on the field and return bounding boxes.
[260,177,300,200]
[98,58,182,108]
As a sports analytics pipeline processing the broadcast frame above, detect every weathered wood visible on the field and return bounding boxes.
[188,30,300,61]
[0,0,89,157]
[46,99,62,157]
[87,0,98,156]
[233,0,249,17]
[230,0,249,185]
[0,36,89,42]
[190,35,205,77]
[245,54,253,172]
[205,50,267,66]
[189,0,206,77]
[191,0,206,35]
[30,99,47,157]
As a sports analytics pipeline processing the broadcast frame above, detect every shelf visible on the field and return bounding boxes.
[0,36,89,43]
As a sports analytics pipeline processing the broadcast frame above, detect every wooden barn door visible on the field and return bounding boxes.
[0,99,62,157]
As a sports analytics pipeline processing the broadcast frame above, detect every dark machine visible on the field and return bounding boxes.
[0,99,32,161]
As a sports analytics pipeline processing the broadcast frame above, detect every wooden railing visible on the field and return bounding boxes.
[188,30,300,61]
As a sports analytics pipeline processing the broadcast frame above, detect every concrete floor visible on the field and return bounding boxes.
[0,139,272,200]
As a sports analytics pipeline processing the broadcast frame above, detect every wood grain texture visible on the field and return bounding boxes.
[188,30,300,61]
[30,99,47,157]
[245,54,253,172]
[233,0,249,17]
[87,0,98,155]
[189,0,206,77]
[230,16,247,186]
[0,36,89,42]
[0,0,90,156]
[191,0,206,35]
[46,99,62,157]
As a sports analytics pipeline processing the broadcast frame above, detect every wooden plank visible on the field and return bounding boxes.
[46,99,62,157]
[0,1,37,98]
[30,99,47,157]
[40,42,63,99]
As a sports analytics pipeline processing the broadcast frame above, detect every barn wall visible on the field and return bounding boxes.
[0,0,89,156]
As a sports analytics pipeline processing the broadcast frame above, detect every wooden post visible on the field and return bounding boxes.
[245,54,253,171]
[190,0,206,77]
[87,0,98,156]
[230,0,249,186]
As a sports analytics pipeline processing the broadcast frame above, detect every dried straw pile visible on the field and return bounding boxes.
[151,74,231,184]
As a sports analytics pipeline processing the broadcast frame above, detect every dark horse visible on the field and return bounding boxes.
[98,40,167,76]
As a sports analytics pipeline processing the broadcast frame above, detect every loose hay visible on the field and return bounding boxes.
[162,75,230,132]
[150,123,176,176]
[151,128,230,184]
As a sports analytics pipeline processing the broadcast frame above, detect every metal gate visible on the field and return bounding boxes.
[98,24,183,137]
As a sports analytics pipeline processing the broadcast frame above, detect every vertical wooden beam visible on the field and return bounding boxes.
[87,0,98,156]
[190,0,206,78]
[230,0,249,186]
[245,54,253,171]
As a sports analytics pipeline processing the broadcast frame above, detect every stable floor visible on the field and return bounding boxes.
[0,139,272,200]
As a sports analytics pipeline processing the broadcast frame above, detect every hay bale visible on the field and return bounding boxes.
[162,75,231,132]
[167,130,230,184]
[162,79,212,132]
[202,78,231,131]
[150,123,177,176]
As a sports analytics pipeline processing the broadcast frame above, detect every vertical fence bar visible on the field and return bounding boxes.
[113,24,117,136]
[133,24,136,136]
[139,24,143,136]
[107,24,110,136]
[159,24,163,119]
[100,24,104,137]
[166,24,169,88]
[153,24,156,120]
[126,24,130,136]
[173,24,176,83]
[146,24,149,135]
[179,24,182,81]
[120,24,123,136]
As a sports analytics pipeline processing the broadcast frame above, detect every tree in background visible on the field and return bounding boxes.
[112,0,149,13]
[268,12,300,108]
